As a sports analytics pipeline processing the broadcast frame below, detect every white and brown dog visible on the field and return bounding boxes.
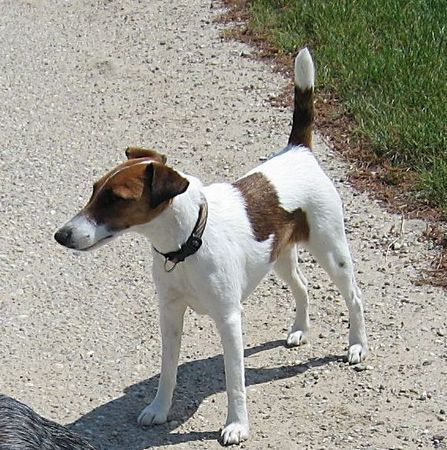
[55,48,367,446]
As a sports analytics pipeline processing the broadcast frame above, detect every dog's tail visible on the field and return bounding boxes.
[288,47,315,149]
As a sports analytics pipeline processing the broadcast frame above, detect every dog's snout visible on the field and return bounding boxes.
[54,227,73,247]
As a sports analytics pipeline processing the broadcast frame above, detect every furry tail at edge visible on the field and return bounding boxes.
[288,47,315,149]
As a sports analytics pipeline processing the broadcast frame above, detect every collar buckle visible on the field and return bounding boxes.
[163,259,178,273]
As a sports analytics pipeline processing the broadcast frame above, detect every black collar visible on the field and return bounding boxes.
[153,198,208,272]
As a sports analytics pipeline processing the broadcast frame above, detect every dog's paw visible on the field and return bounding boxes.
[286,329,308,347]
[220,422,249,446]
[348,343,368,364]
[137,403,169,427]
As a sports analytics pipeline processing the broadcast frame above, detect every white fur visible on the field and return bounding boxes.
[295,47,314,90]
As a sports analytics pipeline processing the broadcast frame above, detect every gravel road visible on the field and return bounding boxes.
[0,1,446,449]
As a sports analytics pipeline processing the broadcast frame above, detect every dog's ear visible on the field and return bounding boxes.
[125,147,167,164]
[145,163,189,208]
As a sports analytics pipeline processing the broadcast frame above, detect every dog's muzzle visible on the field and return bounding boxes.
[54,214,114,251]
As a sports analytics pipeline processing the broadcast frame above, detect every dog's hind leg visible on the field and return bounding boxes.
[138,300,186,426]
[274,245,310,346]
[306,229,368,364]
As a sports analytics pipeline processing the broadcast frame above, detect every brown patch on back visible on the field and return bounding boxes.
[233,172,309,261]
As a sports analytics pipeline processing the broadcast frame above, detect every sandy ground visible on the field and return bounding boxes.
[0,1,446,449]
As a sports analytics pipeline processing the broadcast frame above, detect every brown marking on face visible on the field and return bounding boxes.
[84,159,188,231]
[125,147,167,164]
[233,172,309,261]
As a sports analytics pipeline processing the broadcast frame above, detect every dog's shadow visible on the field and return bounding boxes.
[70,340,342,449]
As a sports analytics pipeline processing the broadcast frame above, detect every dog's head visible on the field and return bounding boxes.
[54,148,189,251]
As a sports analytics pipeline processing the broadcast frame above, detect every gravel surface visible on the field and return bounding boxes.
[0,1,446,449]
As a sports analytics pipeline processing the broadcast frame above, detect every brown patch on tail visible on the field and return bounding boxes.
[288,87,314,148]
[233,172,309,261]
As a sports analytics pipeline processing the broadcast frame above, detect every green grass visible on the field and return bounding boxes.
[246,0,447,213]
[420,157,447,211]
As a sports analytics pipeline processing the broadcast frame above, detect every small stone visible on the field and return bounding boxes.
[437,329,445,337]
[353,364,368,372]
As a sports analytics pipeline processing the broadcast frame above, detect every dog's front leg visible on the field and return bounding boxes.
[216,312,249,446]
[138,300,186,426]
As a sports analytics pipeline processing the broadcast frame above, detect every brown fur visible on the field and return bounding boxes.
[288,87,314,148]
[85,160,188,231]
[145,163,189,208]
[125,147,167,164]
[233,172,309,261]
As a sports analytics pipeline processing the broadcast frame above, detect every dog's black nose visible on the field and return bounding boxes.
[54,227,72,247]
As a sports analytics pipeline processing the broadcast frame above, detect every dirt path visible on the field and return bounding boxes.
[0,1,445,449]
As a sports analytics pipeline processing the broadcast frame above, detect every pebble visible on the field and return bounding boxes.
[353,364,373,372]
